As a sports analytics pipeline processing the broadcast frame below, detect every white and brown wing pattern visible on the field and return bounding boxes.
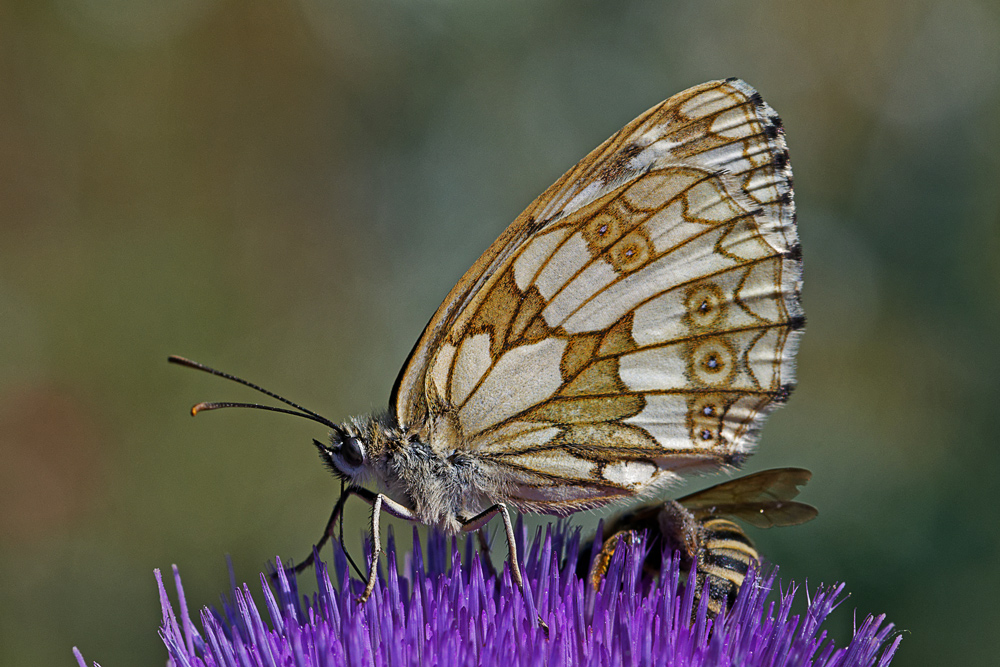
[393,79,802,514]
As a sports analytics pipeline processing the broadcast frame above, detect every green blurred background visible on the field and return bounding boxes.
[2,1,998,664]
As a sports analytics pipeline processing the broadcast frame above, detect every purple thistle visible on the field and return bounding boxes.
[74,520,900,667]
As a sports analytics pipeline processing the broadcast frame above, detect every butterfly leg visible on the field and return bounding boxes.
[460,503,524,590]
[475,528,498,579]
[460,504,548,636]
[290,486,419,603]
[292,490,353,576]
[356,489,421,603]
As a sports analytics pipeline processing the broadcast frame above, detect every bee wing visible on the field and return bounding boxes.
[677,467,817,528]
[390,80,801,514]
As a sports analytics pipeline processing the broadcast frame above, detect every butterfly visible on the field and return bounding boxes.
[170,77,802,623]
[581,468,817,618]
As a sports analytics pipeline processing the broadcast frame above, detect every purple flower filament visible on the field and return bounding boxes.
[74,520,901,667]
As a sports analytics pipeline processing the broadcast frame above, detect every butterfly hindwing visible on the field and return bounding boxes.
[391,79,802,514]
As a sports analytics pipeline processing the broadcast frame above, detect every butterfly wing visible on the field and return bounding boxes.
[391,79,802,514]
[677,467,817,528]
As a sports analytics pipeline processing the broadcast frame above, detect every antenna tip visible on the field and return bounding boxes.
[191,402,208,416]
[169,355,200,369]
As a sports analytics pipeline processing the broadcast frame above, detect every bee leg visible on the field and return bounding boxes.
[460,504,549,637]
[587,529,642,590]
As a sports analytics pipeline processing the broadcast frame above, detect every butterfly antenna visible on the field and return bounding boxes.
[168,355,339,430]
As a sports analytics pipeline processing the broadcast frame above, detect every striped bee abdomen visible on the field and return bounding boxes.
[692,516,759,617]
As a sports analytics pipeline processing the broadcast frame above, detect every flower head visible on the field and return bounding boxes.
[75,520,900,667]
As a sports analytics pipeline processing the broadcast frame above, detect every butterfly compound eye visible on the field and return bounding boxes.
[342,436,364,467]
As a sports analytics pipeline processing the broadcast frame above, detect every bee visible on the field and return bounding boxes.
[170,78,801,629]
[581,468,817,617]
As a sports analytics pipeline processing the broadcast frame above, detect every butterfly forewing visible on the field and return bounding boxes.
[392,79,802,514]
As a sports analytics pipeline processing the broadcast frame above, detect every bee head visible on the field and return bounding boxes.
[315,426,366,479]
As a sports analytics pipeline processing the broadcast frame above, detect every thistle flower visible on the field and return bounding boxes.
[74,521,900,667]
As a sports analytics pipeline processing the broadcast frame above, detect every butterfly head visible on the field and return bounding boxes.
[314,425,368,481]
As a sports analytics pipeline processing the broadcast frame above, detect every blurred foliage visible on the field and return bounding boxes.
[1,1,998,664]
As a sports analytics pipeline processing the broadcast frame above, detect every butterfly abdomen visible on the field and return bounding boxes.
[693,516,759,616]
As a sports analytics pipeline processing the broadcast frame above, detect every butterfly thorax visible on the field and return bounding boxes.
[344,412,504,533]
